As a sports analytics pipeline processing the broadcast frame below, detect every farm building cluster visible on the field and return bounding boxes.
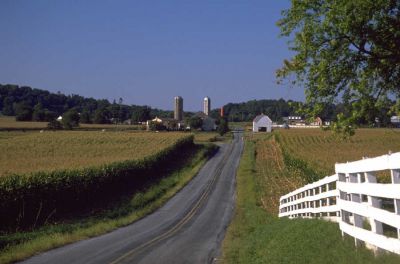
[252,115,330,133]
[146,96,218,131]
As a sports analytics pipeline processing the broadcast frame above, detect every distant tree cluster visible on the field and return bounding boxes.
[208,99,339,123]
[210,99,298,122]
[0,84,173,124]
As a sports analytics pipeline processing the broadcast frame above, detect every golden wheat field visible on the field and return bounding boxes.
[0,131,189,177]
[277,128,400,175]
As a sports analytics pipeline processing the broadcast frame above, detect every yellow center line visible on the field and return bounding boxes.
[109,141,235,264]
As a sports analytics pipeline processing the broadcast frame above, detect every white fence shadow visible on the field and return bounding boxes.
[279,152,400,255]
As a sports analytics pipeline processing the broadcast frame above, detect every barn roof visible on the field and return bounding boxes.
[253,114,271,123]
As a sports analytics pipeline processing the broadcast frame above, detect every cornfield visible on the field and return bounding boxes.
[0,131,188,176]
[0,131,195,231]
[250,128,400,214]
[276,128,400,176]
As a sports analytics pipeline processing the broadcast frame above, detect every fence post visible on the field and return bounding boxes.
[365,171,383,254]
[337,173,347,237]
[391,169,400,239]
[349,173,363,247]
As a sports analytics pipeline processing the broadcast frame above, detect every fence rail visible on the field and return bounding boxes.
[279,174,339,222]
[278,152,400,255]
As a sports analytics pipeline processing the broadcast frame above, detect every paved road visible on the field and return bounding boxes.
[22,131,243,264]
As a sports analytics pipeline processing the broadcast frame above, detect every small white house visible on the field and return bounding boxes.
[253,114,272,132]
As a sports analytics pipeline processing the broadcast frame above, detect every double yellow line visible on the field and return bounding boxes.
[109,140,236,264]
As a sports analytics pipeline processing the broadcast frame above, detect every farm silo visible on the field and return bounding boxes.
[203,96,211,116]
[174,96,183,121]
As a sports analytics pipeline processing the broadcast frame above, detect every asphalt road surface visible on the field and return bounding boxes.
[21,131,244,264]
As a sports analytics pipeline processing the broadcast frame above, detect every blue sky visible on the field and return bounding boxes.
[0,0,300,111]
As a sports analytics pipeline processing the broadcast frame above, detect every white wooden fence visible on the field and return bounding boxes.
[279,152,400,255]
[279,174,340,222]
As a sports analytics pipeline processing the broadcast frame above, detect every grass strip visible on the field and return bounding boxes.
[0,143,217,264]
[222,136,400,264]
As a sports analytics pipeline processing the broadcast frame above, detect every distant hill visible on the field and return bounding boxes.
[0,84,172,123]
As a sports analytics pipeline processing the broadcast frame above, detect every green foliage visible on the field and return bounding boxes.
[14,102,33,121]
[1,96,15,116]
[43,110,57,122]
[47,120,63,130]
[275,133,322,183]
[277,0,400,136]
[32,103,45,121]
[93,107,110,124]
[79,109,91,124]
[187,116,203,130]
[0,84,174,124]
[0,135,194,232]
[131,106,151,123]
[215,99,303,122]
[282,149,321,183]
[61,109,80,129]
[217,118,229,136]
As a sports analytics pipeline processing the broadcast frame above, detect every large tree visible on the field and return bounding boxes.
[277,0,400,134]
[131,106,151,123]
[62,109,80,130]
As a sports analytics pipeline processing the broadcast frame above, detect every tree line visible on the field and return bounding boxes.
[210,98,395,126]
[209,99,339,123]
[1,84,308,125]
[0,84,173,124]
[1,83,396,127]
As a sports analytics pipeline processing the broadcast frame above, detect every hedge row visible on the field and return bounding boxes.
[0,135,194,232]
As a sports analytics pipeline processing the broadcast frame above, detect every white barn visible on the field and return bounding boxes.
[253,114,272,132]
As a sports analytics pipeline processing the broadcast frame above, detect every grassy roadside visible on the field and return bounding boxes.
[0,143,217,264]
[222,134,400,264]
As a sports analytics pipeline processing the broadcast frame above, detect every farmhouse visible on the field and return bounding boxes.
[391,116,400,127]
[283,116,307,126]
[310,117,323,126]
[253,114,272,132]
